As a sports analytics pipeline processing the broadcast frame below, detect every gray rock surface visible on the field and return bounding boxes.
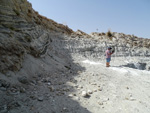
[0,0,150,113]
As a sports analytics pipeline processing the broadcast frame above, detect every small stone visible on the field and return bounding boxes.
[61,92,66,95]
[91,83,97,85]
[98,102,103,105]
[130,97,136,101]
[31,80,37,85]
[98,88,103,91]
[0,80,10,88]
[68,94,74,97]
[58,82,62,85]
[7,101,21,109]
[125,93,133,100]
[81,91,87,97]
[38,96,44,101]
[30,95,36,100]
[41,78,47,83]
[87,90,93,94]
[47,82,51,85]
[8,88,20,95]
[37,81,42,85]
[20,87,26,93]
[0,87,7,91]
[77,87,81,90]
[139,101,142,103]
[18,76,29,84]
[93,89,97,92]
[78,85,83,88]
[78,71,81,74]
[56,92,62,96]
[74,97,80,100]
[62,107,68,112]
[129,94,132,97]
[73,93,76,96]
[125,97,129,100]
[49,86,55,92]
[103,98,109,102]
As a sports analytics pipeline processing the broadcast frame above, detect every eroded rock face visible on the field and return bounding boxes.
[1,1,150,113]
[0,0,150,74]
[0,0,73,73]
[62,33,150,61]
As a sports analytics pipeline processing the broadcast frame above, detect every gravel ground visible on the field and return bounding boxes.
[1,56,150,113]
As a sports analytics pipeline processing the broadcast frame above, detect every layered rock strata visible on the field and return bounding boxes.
[0,0,150,73]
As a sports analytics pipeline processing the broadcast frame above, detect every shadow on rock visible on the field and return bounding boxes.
[0,34,91,113]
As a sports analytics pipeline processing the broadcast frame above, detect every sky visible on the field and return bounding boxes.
[27,0,150,38]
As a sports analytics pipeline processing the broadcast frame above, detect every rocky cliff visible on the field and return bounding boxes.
[0,0,150,73]
[0,0,150,112]
[68,31,150,58]
[0,0,74,73]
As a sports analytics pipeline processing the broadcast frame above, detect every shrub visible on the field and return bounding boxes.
[106,30,113,37]
[101,32,105,35]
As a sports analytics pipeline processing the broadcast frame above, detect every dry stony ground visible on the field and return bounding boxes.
[70,56,150,113]
[1,0,150,113]
[0,56,150,113]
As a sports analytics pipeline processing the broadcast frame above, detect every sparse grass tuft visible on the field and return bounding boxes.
[106,30,113,37]
[101,32,105,35]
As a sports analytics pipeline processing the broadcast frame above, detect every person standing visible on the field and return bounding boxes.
[105,47,114,67]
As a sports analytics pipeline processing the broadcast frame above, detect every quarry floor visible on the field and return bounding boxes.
[1,56,150,113]
[74,58,150,113]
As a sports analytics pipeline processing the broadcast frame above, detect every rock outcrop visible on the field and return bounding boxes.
[0,0,150,112]
[0,0,74,73]
[0,0,150,73]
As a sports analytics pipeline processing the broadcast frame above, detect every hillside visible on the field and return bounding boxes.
[0,0,150,113]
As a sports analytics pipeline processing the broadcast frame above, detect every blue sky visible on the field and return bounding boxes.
[28,0,150,38]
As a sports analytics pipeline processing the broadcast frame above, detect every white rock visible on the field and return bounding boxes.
[129,93,132,97]
[98,88,103,91]
[78,85,83,88]
[81,91,87,97]
[91,83,97,85]
[74,97,80,100]
[98,102,103,105]
[87,90,93,94]
[103,98,109,102]
[47,82,51,85]
[68,94,74,97]
[130,97,136,101]
[93,89,97,92]
[49,86,55,92]
[62,107,68,112]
